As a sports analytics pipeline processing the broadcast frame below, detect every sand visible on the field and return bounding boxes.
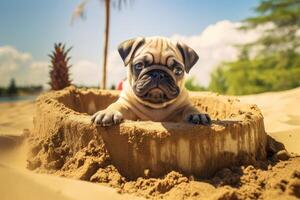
[0,100,34,136]
[239,87,300,155]
[25,128,300,200]
[1,87,300,200]
[0,163,143,200]
[0,129,142,200]
[0,99,142,200]
[30,87,267,179]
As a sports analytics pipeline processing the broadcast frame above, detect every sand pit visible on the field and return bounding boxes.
[29,86,267,180]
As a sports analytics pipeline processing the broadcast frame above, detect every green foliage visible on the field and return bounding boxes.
[209,68,228,94]
[185,77,206,91]
[242,0,300,52]
[209,49,300,95]
[0,84,43,97]
[0,87,5,96]
[210,0,300,95]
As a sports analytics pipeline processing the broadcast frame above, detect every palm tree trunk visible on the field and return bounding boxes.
[101,0,110,89]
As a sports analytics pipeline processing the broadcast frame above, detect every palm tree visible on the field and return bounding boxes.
[72,0,132,89]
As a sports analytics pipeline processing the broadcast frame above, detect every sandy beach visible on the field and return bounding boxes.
[0,99,142,200]
[0,100,34,136]
[0,88,300,200]
[239,87,300,155]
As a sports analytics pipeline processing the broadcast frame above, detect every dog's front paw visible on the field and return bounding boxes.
[91,110,123,127]
[187,113,211,125]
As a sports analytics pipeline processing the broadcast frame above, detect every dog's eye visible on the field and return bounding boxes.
[134,62,144,70]
[174,67,183,76]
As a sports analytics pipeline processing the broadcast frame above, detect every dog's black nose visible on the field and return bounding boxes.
[151,71,164,79]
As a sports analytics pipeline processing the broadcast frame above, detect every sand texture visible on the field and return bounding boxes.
[239,87,300,155]
[0,100,34,136]
[1,87,300,200]
[29,86,267,179]
[26,128,300,200]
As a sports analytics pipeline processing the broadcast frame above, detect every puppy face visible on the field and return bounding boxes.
[118,37,199,108]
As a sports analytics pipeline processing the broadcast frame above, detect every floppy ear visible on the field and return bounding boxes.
[118,37,145,66]
[176,42,199,73]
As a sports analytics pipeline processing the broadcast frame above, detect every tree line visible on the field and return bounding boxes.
[0,78,43,97]
[188,0,300,95]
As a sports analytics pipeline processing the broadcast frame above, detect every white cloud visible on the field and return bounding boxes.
[70,53,126,88]
[0,46,48,87]
[106,20,264,87]
[0,45,123,88]
[170,20,264,86]
[71,60,100,87]
[0,46,31,59]
[107,50,126,87]
[28,61,49,86]
[0,46,32,71]
[0,20,265,88]
[0,46,102,88]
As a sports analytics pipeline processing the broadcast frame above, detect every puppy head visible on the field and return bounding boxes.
[118,36,198,108]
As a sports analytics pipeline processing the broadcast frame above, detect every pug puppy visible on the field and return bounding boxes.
[91,36,211,126]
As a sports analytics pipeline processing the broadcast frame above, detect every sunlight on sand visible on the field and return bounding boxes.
[239,87,300,154]
[0,88,300,200]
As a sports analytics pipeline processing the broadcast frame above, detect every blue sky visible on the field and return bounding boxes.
[0,0,260,87]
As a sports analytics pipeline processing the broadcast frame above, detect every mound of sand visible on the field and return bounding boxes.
[27,86,299,199]
[29,86,267,179]
[26,128,300,199]
[1,87,300,200]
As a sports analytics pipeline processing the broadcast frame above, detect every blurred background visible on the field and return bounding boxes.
[0,0,300,100]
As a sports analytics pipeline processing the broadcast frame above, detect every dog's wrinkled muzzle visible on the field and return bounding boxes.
[133,66,180,104]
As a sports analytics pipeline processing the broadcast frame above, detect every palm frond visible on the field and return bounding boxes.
[71,0,89,25]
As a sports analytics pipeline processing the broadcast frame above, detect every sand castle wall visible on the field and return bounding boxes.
[32,86,267,179]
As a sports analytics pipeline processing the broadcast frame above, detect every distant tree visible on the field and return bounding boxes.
[209,0,300,95]
[7,78,18,96]
[241,0,300,53]
[185,77,206,91]
[110,84,116,90]
[49,43,72,90]
[72,0,133,89]
[209,67,228,94]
